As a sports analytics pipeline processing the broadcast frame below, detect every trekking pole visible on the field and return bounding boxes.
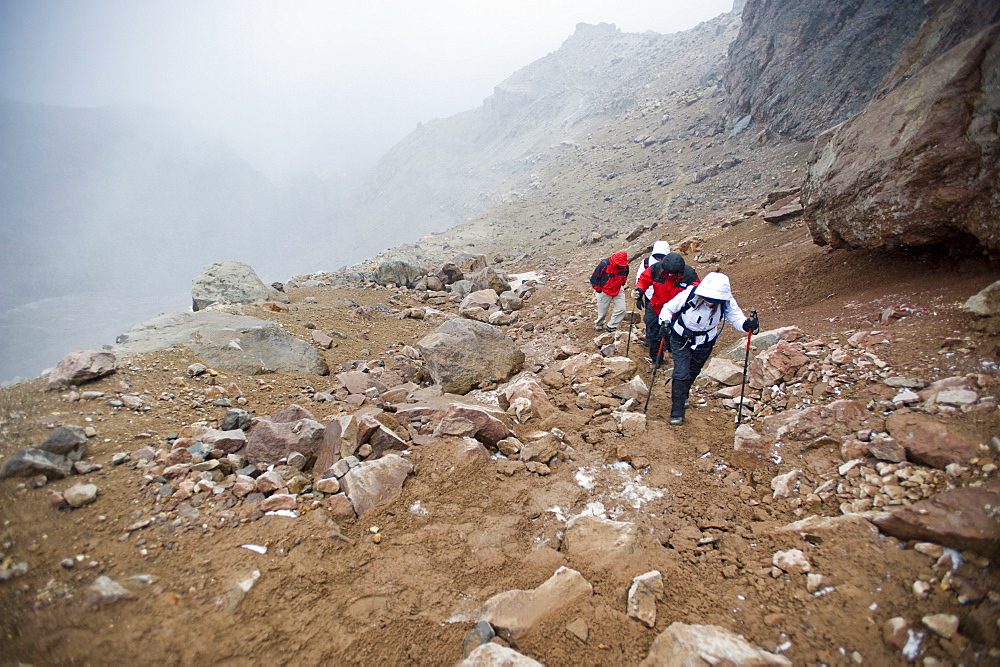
[625,295,638,357]
[643,338,666,413]
[736,308,757,425]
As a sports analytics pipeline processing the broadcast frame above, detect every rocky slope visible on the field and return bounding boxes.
[2,0,999,663]
[0,208,997,664]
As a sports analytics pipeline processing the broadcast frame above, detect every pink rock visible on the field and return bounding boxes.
[327,492,357,521]
[232,476,256,498]
[268,404,317,424]
[340,454,414,516]
[885,412,978,468]
[245,417,325,466]
[771,470,799,499]
[498,377,551,411]
[260,494,297,511]
[199,428,247,454]
[255,470,284,494]
[47,350,117,390]
[432,403,513,447]
[748,341,810,389]
[871,487,1000,558]
[311,330,334,349]
[311,421,343,476]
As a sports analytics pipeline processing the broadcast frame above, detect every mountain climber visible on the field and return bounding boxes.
[589,250,630,332]
[635,252,699,362]
[633,241,672,307]
[658,272,758,425]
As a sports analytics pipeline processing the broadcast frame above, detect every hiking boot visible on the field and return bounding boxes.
[669,416,684,426]
[594,324,604,331]
[604,326,616,333]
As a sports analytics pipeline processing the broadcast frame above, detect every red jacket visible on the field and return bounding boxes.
[636,263,699,314]
[589,251,630,296]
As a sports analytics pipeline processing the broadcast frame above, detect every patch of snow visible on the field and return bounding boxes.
[409,501,428,516]
[547,506,567,522]
[902,630,924,661]
[574,467,597,491]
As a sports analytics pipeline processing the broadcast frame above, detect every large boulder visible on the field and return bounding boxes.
[373,256,423,288]
[47,350,116,389]
[803,16,1000,251]
[113,311,328,376]
[416,319,524,394]
[191,261,288,312]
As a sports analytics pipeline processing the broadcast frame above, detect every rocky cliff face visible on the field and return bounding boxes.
[803,1,1000,252]
[723,0,926,140]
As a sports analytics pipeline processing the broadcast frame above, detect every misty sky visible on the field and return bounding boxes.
[0,0,734,181]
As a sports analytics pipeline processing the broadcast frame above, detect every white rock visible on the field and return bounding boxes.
[922,613,959,640]
[63,483,99,508]
[772,548,811,574]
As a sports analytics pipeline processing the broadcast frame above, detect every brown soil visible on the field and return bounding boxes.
[1,213,998,664]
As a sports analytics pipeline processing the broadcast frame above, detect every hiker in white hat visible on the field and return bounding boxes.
[658,272,758,425]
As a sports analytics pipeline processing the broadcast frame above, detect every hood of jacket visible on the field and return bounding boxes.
[609,250,629,266]
[694,272,732,301]
[650,240,671,258]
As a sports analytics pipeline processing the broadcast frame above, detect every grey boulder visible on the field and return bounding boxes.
[113,311,328,376]
[191,260,288,312]
[417,319,524,394]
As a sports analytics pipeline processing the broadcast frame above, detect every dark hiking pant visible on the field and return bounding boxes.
[644,306,663,361]
[669,331,715,419]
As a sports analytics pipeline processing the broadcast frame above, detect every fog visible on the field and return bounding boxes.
[0,0,732,181]
[0,0,733,381]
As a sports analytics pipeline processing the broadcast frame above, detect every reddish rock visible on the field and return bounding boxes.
[340,454,414,516]
[871,487,1000,557]
[260,494,297,511]
[498,377,551,412]
[327,492,357,521]
[47,349,117,389]
[199,428,247,454]
[761,399,868,442]
[311,330,334,349]
[885,412,979,468]
[748,341,810,389]
[255,470,284,494]
[311,421,343,476]
[432,403,514,447]
[245,417,325,466]
[268,404,317,423]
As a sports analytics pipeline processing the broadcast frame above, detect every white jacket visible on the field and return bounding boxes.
[658,273,749,349]
[635,240,671,286]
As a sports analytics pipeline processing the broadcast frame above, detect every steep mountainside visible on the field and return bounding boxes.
[346,13,744,264]
[723,0,927,140]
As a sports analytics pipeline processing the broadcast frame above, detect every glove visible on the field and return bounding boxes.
[633,289,645,309]
[743,316,759,333]
[659,322,671,340]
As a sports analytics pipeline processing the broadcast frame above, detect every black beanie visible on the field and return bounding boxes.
[659,252,685,274]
